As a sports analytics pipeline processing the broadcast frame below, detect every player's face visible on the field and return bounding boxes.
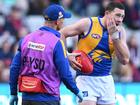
[111,8,125,26]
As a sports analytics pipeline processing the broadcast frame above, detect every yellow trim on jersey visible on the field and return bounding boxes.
[60,40,67,57]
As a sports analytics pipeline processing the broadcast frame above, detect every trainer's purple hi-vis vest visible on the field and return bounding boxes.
[20,29,60,96]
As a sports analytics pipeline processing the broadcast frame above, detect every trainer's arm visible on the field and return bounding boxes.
[9,39,22,95]
[112,27,130,65]
[53,40,79,95]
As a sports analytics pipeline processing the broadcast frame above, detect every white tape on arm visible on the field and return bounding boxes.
[111,31,120,40]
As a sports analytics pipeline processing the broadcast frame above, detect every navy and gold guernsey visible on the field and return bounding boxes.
[77,16,115,76]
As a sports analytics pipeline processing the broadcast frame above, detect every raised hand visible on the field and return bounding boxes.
[106,15,118,35]
[106,15,120,40]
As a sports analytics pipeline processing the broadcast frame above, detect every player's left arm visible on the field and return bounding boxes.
[112,26,130,65]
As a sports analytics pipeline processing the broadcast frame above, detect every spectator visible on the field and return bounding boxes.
[27,0,51,15]
[17,26,29,40]
[0,60,5,82]
[127,35,140,69]
[71,0,87,16]
[124,0,140,30]
[112,59,132,82]
[0,12,5,35]
[4,5,26,40]
[127,35,140,82]
[0,40,14,67]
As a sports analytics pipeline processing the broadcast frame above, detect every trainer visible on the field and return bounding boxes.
[9,4,83,105]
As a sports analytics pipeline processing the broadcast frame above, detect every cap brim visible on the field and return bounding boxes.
[64,12,71,18]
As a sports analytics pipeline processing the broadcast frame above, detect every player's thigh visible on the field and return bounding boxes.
[79,100,96,105]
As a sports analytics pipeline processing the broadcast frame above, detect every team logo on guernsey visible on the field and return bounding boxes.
[91,34,101,39]
[82,91,88,97]
[28,41,45,51]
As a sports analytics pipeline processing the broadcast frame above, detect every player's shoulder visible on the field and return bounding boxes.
[76,17,92,31]
[78,17,91,25]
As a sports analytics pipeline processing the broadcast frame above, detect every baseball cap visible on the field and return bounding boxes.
[43,4,71,21]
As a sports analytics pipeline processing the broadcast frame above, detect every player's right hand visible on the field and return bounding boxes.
[10,95,18,105]
[67,52,82,70]
[106,15,118,35]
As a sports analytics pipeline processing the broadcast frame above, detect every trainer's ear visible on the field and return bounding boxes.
[54,20,58,25]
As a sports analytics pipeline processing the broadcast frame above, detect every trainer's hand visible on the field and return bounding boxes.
[77,91,83,103]
[67,52,82,70]
[10,95,18,105]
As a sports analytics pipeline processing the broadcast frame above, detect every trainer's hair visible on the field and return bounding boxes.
[105,2,125,12]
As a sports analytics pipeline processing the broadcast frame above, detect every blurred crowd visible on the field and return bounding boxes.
[0,0,140,83]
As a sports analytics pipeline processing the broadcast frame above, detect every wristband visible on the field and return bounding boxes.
[111,31,120,40]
